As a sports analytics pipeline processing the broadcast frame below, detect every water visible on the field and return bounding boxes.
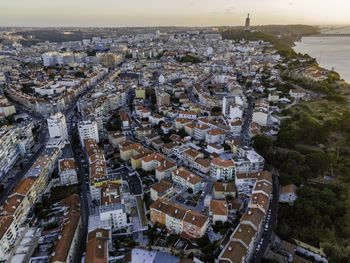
[294,36,350,82]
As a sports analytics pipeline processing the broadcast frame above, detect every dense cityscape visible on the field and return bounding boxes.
[0,8,350,263]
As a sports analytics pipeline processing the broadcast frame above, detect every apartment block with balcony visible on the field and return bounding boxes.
[0,127,20,179]
[150,199,209,239]
[210,157,235,181]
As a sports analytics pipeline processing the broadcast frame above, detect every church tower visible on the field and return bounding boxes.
[245,13,250,31]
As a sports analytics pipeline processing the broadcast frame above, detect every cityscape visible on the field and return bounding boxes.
[0,1,350,263]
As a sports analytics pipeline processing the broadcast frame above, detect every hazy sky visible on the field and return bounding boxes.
[0,0,349,27]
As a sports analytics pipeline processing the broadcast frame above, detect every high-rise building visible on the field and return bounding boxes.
[47,112,68,142]
[0,127,20,179]
[245,13,251,31]
[78,120,99,147]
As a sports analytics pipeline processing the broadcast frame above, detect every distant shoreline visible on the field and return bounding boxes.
[294,36,350,83]
[310,34,350,37]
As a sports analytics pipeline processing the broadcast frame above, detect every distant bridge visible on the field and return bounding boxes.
[319,25,350,35]
[313,34,350,37]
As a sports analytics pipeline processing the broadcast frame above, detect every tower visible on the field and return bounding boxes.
[245,13,251,31]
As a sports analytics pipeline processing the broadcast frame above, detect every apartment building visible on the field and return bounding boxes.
[229,119,243,138]
[85,139,107,201]
[222,95,244,120]
[47,112,68,142]
[108,131,126,149]
[0,127,20,179]
[141,153,177,181]
[175,118,193,130]
[218,223,257,263]
[119,141,152,169]
[99,183,128,230]
[171,167,203,193]
[178,111,197,120]
[235,171,272,196]
[85,229,110,263]
[78,120,99,147]
[252,100,269,127]
[236,147,265,174]
[209,200,229,223]
[0,216,18,260]
[0,96,16,117]
[0,147,60,260]
[213,182,236,200]
[51,194,82,263]
[218,177,271,263]
[206,129,226,144]
[59,158,78,185]
[150,199,209,239]
[210,157,235,181]
[194,124,211,141]
[150,180,173,201]
[156,91,171,108]
[182,148,204,168]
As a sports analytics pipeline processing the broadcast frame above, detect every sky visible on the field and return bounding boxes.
[0,0,349,27]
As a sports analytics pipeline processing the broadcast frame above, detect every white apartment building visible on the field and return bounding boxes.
[78,120,99,147]
[0,216,19,260]
[194,124,211,141]
[252,100,269,127]
[205,129,226,144]
[42,52,75,67]
[252,109,268,127]
[59,158,78,185]
[222,95,244,119]
[236,147,265,173]
[171,167,203,193]
[210,157,235,181]
[47,112,68,142]
[0,127,20,179]
[99,183,128,230]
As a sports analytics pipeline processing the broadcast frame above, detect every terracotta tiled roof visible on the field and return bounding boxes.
[86,229,109,263]
[210,200,228,216]
[214,182,236,193]
[150,180,173,194]
[211,157,235,168]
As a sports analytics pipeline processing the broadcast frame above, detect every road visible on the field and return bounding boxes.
[0,140,46,206]
[73,146,90,263]
[68,71,114,262]
[2,69,113,261]
[241,85,254,146]
[252,169,279,263]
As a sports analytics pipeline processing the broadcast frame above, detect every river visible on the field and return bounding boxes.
[294,36,350,82]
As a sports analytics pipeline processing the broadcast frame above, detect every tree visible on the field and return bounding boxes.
[225,194,234,202]
[176,128,188,138]
[211,106,222,116]
[74,71,85,78]
[253,135,273,154]
[177,54,202,64]
[187,188,193,195]
[49,73,55,80]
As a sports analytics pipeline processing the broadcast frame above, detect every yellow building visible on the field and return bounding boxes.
[135,88,146,99]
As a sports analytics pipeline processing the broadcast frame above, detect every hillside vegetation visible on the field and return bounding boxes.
[223,26,350,262]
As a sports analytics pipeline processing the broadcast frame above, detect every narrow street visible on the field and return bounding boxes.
[253,169,279,262]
